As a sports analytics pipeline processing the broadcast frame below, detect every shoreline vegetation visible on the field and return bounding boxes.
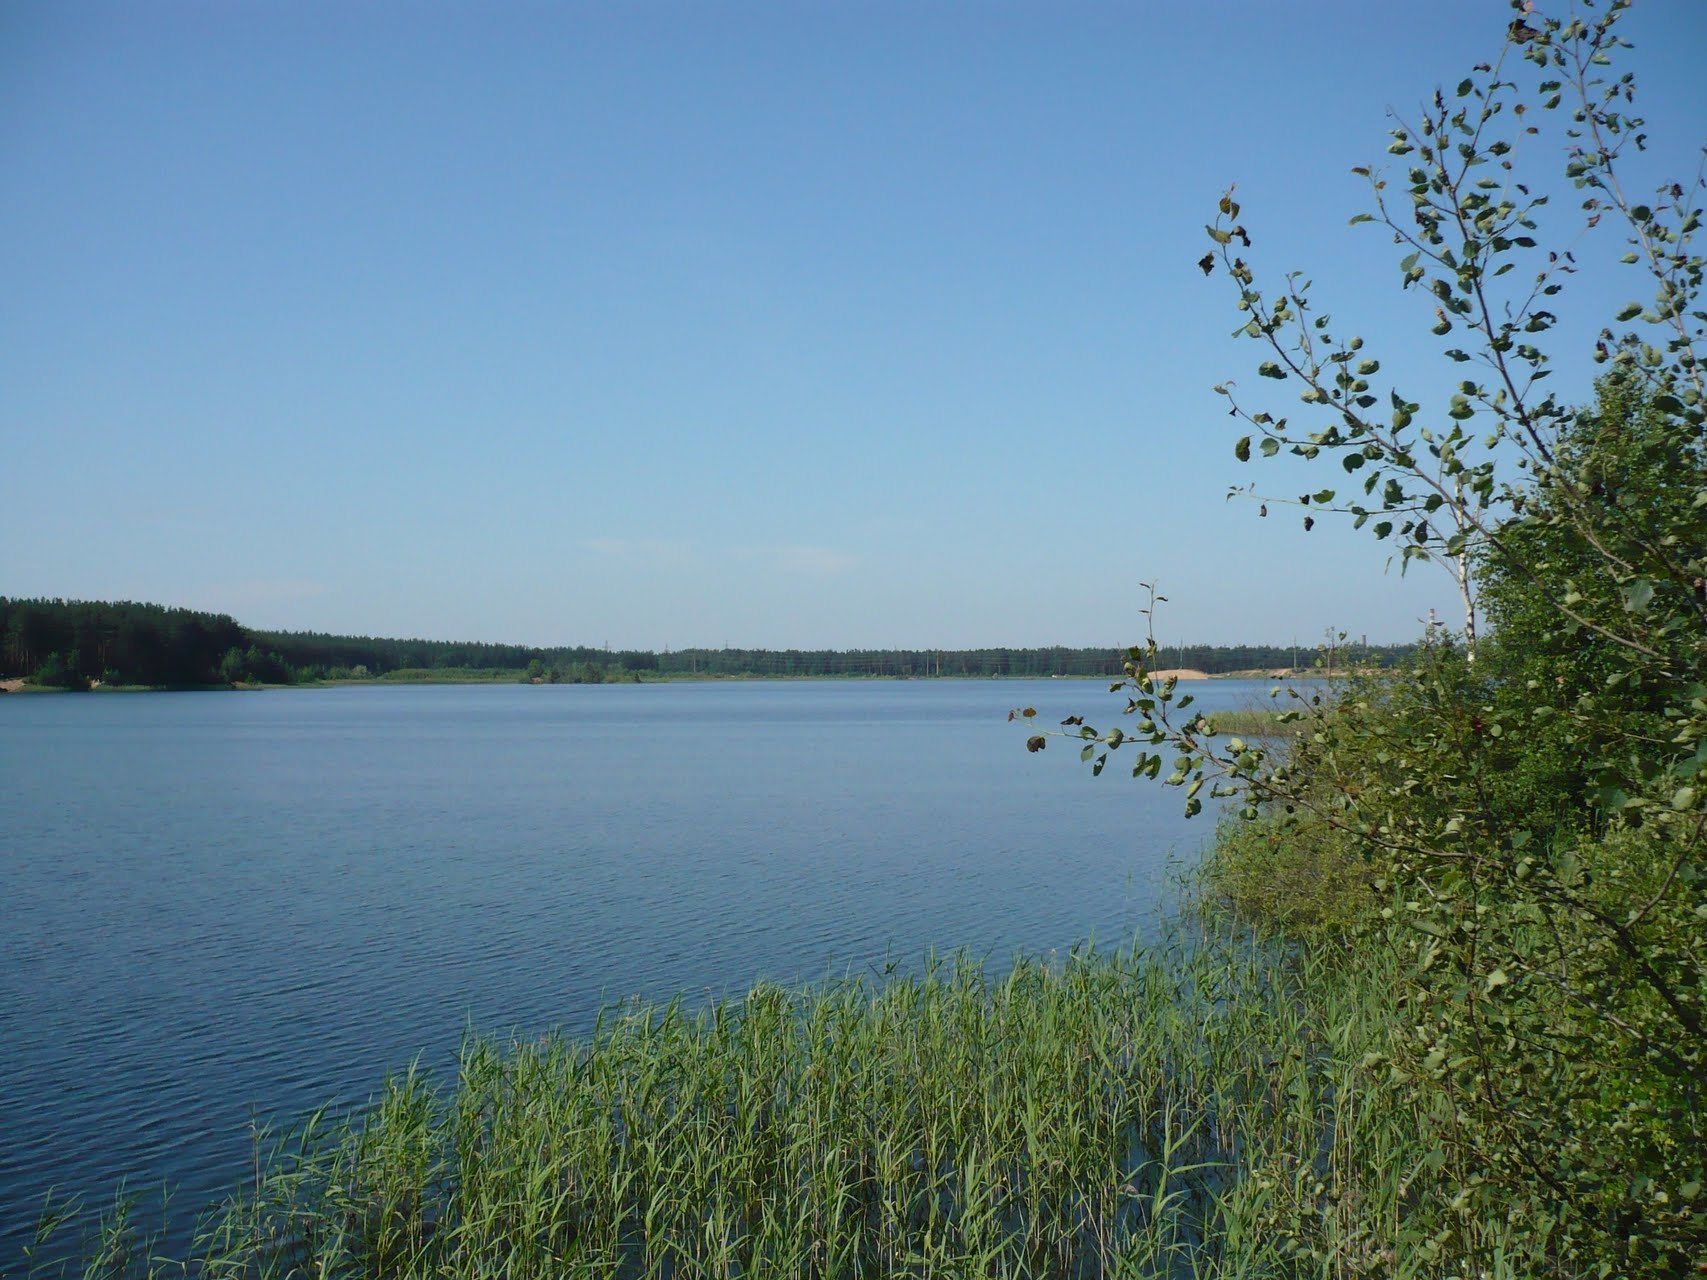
[0,668,1340,693]
[0,597,1398,694]
[19,928,1421,1279]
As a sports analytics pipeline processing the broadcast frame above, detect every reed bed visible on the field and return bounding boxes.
[1197,710,1299,740]
[19,934,1519,1279]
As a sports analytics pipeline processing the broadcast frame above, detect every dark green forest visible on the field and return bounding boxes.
[0,598,1411,688]
[0,599,248,689]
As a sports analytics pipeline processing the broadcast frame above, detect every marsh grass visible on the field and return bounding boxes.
[19,931,1536,1279]
[1197,709,1300,741]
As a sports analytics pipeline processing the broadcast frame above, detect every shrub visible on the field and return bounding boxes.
[1026,3,1706,1269]
[29,651,87,690]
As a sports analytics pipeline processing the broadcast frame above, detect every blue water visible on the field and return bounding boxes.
[0,677,1276,1260]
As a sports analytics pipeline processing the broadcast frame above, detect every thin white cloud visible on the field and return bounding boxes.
[735,544,860,575]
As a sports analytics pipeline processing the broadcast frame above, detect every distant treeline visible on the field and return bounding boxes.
[0,598,1415,689]
[250,629,662,681]
[594,644,1410,678]
[1,598,247,688]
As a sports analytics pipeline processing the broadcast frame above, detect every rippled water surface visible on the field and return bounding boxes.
[0,678,1276,1258]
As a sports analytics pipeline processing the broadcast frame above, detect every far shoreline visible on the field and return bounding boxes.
[3,669,1340,695]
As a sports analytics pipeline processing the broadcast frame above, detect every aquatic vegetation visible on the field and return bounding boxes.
[27,931,1509,1279]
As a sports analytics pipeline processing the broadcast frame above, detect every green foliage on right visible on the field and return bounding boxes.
[1026,2,1706,1270]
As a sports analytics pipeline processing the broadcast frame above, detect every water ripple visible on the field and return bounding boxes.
[0,679,1269,1259]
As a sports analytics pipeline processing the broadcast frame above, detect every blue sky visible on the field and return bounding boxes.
[4,2,1703,649]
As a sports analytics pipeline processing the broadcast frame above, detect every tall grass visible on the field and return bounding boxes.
[17,926,1546,1279]
[1198,709,1300,741]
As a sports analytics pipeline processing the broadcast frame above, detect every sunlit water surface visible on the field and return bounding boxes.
[0,678,1283,1259]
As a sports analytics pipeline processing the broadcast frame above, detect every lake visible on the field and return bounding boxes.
[0,677,1277,1259]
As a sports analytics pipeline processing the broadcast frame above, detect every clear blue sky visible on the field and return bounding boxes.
[4,2,1703,649]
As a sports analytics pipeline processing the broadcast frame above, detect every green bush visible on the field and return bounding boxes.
[1024,3,1707,1270]
[1205,812,1373,938]
[28,651,87,691]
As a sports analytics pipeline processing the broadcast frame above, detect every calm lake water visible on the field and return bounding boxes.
[0,677,1278,1259]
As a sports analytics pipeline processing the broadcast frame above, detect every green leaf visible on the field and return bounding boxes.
[1621,579,1655,614]
[1235,436,1251,462]
[1615,301,1643,322]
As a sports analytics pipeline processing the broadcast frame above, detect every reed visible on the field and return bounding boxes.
[1198,708,1300,740]
[22,926,1539,1279]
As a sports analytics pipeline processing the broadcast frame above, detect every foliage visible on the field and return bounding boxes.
[0,599,1414,687]
[219,646,297,686]
[1191,707,1300,740]
[25,651,88,691]
[521,659,641,684]
[248,629,660,680]
[1,599,246,688]
[259,635,1411,681]
[1205,809,1372,941]
[1474,372,1700,826]
[1023,2,1705,1271]
[23,933,1557,1280]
